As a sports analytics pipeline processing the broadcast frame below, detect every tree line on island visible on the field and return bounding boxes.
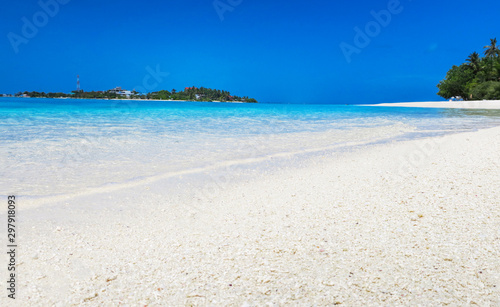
[11,86,258,103]
[437,38,500,100]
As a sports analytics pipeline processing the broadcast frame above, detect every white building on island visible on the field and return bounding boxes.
[108,87,133,98]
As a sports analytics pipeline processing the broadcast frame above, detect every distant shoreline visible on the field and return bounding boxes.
[3,86,258,103]
[1,96,248,104]
[366,101,500,109]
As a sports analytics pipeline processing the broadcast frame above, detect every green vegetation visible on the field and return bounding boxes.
[148,87,257,102]
[437,38,500,100]
[13,86,258,103]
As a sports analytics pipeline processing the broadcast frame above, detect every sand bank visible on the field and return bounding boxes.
[8,126,500,305]
[369,100,500,109]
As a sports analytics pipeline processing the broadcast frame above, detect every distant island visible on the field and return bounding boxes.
[3,86,258,103]
[437,38,500,100]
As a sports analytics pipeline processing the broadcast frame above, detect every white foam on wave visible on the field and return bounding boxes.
[5,122,418,208]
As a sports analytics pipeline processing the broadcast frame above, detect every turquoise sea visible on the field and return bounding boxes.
[2,98,500,198]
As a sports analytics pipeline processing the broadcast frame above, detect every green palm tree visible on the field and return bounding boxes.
[483,38,499,79]
[484,38,499,58]
[493,59,500,81]
[466,52,481,73]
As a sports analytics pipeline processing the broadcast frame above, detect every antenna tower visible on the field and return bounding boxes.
[77,75,81,92]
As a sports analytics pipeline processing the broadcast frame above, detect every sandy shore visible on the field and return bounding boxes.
[369,100,500,109]
[5,126,500,305]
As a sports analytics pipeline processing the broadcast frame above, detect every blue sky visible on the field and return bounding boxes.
[1,0,499,104]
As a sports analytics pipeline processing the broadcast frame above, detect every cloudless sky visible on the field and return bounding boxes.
[1,0,499,104]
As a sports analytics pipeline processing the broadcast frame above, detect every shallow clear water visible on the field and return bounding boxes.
[1,97,500,197]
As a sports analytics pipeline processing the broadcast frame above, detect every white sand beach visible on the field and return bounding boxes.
[6,126,500,305]
[371,100,500,109]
